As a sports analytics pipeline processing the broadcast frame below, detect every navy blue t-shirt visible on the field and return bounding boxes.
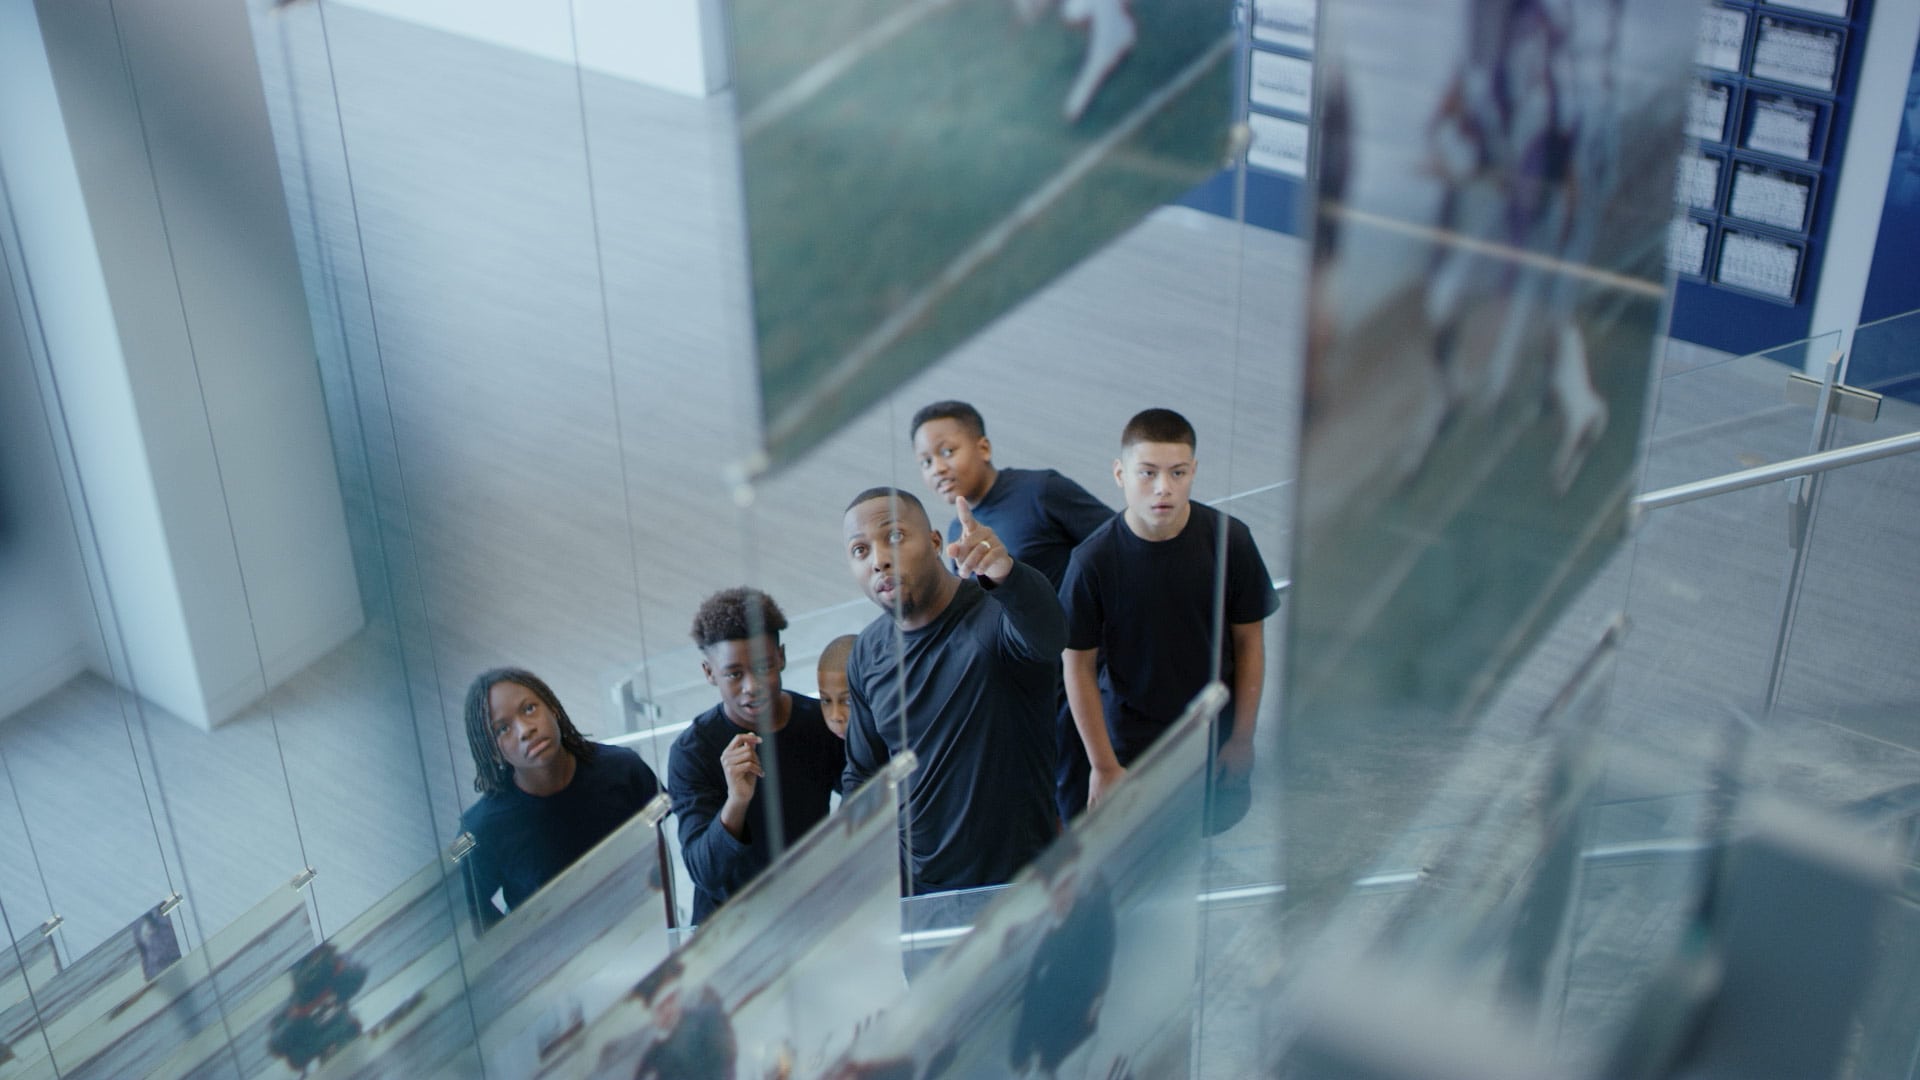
[1059,508,1279,762]
[458,743,660,931]
[942,468,1113,589]
[668,693,845,923]
[843,563,1065,893]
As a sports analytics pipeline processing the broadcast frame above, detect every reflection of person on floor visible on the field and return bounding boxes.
[670,588,846,923]
[1059,410,1277,827]
[912,401,1113,822]
[1013,0,1137,121]
[841,487,1065,893]
[1009,850,1118,1078]
[458,668,661,933]
[268,943,368,1072]
[818,635,858,742]
[631,960,739,1080]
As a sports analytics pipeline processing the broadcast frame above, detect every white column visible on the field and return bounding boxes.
[0,0,363,729]
[1808,2,1920,374]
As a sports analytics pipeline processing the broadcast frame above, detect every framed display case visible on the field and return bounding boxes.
[1737,90,1831,163]
[1715,227,1806,303]
[1724,159,1818,232]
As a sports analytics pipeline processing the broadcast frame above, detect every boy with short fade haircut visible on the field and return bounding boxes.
[816,634,857,741]
[669,587,845,922]
[912,399,1113,819]
[1058,408,1279,812]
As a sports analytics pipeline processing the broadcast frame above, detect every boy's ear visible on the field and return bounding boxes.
[775,643,788,672]
[700,657,716,686]
[978,434,993,462]
[1111,457,1125,487]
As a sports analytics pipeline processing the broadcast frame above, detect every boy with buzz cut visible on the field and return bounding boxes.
[911,400,1113,820]
[669,588,845,923]
[816,634,857,741]
[1058,408,1279,813]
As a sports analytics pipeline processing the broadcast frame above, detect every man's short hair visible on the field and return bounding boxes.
[1121,408,1197,451]
[690,587,789,649]
[909,400,986,440]
[819,634,857,672]
[844,486,929,522]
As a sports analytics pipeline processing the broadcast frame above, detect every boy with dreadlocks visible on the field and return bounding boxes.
[458,668,661,933]
[669,588,846,922]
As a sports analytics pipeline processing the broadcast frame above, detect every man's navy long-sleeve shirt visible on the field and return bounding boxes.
[842,562,1065,893]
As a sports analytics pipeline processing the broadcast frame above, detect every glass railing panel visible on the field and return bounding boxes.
[31,884,311,1080]
[1640,330,1839,494]
[1843,304,1920,403]
[303,797,669,1078]
[149,845,478,1080]
[0,925,59,1074]
[510,758,909,1077]
[824,687,1212,1078]
[1767,449,1920,814]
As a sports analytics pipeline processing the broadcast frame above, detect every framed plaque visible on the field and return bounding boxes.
[1676,151,1725,212]
[1669,217,1711,280]
[1252,0,1316,52]
[1760,0,1849,18]
[1250,50,1313,116]
[1696,6,1749,73]
[1687,80,1735,144]
[1750,16,1844,93]
[1248,112,1309,178]
[1715,228,1803,302]
[1739,92,1827,163]
[1726,160,1815,232]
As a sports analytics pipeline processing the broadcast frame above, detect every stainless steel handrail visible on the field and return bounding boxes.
[1634,429,1920,511]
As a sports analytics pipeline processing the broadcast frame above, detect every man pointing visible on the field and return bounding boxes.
[839,487,1065,893]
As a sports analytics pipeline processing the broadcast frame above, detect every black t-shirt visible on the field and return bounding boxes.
[1059,508,1278,762]
[458,743,661,931]
[668,693,845,923]
[942,467,1113,589]
[843,563,1065,893]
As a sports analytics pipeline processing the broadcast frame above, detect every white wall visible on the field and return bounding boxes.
[333,0,730,98]
[4,0,364,729]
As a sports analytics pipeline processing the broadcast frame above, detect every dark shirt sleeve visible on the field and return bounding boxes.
[668,731,759,903]
[842,648,889,794]
[980,561,1067,663]
[1226,517,1281,625]
[1044,472,1114,545]
[1058,545,1103,651]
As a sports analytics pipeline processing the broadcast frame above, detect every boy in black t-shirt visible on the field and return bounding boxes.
[911,400,1113,820]
[668,588,845,922]
[1058,408,1279,810]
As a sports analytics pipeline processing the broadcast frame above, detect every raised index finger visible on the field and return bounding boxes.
[954,496,975,530]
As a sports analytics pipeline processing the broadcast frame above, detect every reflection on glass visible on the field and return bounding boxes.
[1285,0,1695,948]
[829,686,1215,1078]
[539,759,907,1077]
[42,886,311,1078]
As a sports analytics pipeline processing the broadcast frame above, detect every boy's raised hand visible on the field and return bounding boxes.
[947,496,1014,583]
